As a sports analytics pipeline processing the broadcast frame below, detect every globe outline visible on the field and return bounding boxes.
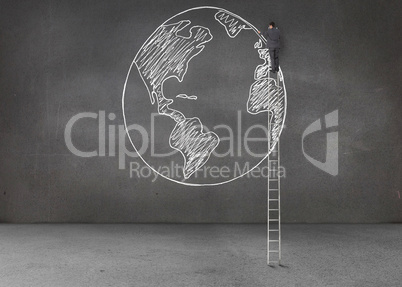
[122,6,287,186]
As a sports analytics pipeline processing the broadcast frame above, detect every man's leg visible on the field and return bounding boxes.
[274,48,279,71]
[269,49,276,72]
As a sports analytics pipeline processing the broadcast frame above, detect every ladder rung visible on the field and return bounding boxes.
[269,219,279,221]
[269,189,278,191]
[268,199,279,201]
[269,240,279,242]
[268,250,279,253]
[269,179,279,181]
[268,209,279,211]
[269,229,279,231]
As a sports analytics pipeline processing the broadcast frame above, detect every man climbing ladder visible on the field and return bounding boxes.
[259,21,281,73]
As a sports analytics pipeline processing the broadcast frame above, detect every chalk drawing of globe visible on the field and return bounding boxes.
[122,6,286,186]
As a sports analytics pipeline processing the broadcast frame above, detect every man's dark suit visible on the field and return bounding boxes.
[263,28,280,72]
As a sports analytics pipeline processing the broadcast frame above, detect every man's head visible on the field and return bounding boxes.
[269,21,275,29]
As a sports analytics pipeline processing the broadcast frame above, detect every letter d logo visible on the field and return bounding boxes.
[302,110,338,176]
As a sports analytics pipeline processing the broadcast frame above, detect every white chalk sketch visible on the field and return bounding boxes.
[214,10,253,38]
[134,19,219,179]
[170,117,219,178]
[176,94,197,100]
[247,48,286,149]
[122,6,287,186]
[254,39,263,49]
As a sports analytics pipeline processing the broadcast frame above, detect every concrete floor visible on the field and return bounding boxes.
[0,224,400,287]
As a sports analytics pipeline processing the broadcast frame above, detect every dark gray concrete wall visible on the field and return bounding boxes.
[0,0,401,222]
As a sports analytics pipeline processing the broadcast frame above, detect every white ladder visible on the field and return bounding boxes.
[267,71,281,265]
[267,140,281,265]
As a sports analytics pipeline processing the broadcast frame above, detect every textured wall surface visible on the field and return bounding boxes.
[0,0,401,223]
